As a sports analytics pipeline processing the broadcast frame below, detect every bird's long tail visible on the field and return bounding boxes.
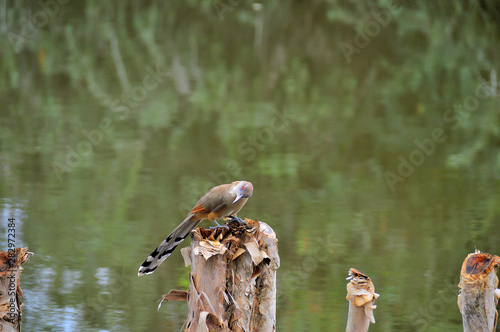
[138,213,201,276]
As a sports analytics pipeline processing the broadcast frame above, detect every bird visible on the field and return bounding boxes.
[138,180,254,276]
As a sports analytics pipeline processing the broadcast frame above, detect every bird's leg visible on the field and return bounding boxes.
[228,215,246,225]
[208,219,230,231]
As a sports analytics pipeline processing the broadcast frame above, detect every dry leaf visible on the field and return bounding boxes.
[244,239,264,265]
[232,247,246,261]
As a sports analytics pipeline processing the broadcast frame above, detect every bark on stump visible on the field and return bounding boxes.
[0,248,33,332]
[458,250,500,332]
[345,268,378,332]
[160,219,279,332]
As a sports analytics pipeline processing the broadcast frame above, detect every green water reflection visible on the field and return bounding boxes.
[1,1,500,331]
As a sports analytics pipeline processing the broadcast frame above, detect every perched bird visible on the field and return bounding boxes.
[138,180,254,276]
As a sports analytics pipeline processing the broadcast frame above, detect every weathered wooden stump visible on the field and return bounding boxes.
[159,219,279,332]
[0,248,33,332]
[458,250,500,332]
[345,268,378,332]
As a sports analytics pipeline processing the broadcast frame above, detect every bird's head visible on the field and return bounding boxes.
[232,181,254,203]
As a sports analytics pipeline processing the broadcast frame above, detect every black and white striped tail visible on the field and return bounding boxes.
[138,214,200,276]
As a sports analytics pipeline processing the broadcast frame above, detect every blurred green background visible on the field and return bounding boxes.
[1,0,500,331]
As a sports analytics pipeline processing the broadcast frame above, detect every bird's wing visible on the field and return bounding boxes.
[190,203,209,214]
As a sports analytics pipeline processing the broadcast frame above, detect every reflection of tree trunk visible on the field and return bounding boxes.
[458,250,500,332]
[345,268,378,332]
[159,219,279,331]
[0,248,33,332]
[108,25,131,92]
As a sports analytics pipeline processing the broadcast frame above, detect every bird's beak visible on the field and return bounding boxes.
[233,193,243,204]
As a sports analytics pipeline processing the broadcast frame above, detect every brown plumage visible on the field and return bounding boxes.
[138,180,253,276]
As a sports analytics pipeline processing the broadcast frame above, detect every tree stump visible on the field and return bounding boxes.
[458,250,500,332]
[0,248,33,332]
[160,219,279,332]
[345,268,378,332]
